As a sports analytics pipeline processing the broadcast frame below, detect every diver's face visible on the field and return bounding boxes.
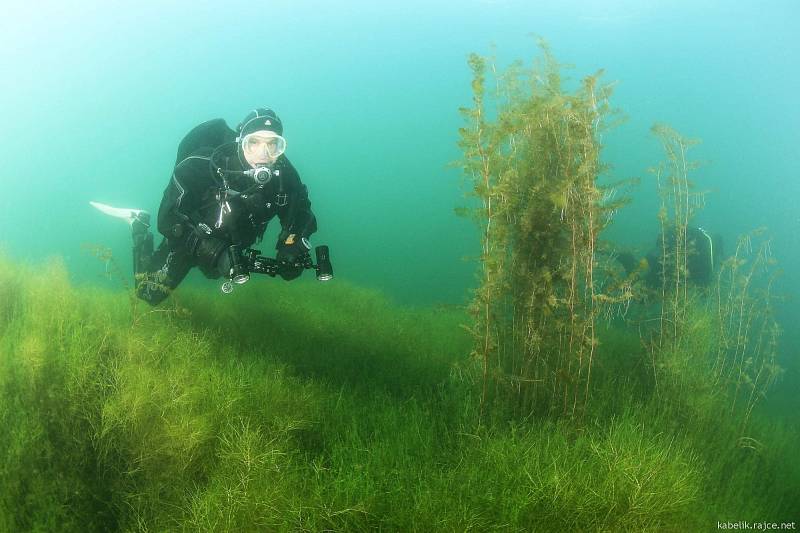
[241,130,286,168]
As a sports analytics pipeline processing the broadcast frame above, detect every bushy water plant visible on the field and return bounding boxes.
[458,41,634,421]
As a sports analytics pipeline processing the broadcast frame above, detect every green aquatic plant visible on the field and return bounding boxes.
[643,124,707,400]
[82,243,188,327]
[643,127,782,436]
[712,229,782,432]
[0,254,797,530]
[458,41,632,420]
[648,124,713,349]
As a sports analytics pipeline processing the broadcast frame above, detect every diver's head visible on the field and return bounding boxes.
[236,108,286,169]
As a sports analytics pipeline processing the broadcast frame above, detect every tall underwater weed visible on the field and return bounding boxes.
[649,124,707,353]
[458,41,632,421]
[644,126,783,437]
[712,230,782,432]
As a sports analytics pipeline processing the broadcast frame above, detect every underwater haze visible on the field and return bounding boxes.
[1,0,799,530]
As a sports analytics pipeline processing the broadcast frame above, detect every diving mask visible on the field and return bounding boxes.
[241,130,286,166]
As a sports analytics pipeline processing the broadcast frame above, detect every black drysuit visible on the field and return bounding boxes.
[135,144,317,305]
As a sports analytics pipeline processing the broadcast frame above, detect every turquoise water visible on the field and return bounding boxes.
[1,1,797,399]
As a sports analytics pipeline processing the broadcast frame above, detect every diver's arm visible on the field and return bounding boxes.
[271,160,316,281]
[276,160,317,241]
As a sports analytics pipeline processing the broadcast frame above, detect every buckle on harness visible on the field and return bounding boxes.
[276,193,288,207]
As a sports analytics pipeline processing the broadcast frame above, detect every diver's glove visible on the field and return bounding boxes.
[276,232,311,280]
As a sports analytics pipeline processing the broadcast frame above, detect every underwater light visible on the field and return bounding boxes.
[226,245,251,285]
[315,246,333,281]
[232,273,250,284]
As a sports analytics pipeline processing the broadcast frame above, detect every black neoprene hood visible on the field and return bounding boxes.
[238,108,284,137]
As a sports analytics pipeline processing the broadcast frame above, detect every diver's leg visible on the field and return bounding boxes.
[132,216,193,305]
[134,242,193,306]
[132,212,154,276]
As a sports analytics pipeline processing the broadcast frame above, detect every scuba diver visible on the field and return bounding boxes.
[91,108,332,305]
[616,226,723,288]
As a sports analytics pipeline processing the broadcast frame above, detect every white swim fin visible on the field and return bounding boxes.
[90,201,149,225]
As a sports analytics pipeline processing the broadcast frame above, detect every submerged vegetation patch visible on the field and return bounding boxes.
[0,253,797,531]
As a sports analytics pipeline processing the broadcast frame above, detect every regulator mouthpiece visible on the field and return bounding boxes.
[244,165,275,185]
